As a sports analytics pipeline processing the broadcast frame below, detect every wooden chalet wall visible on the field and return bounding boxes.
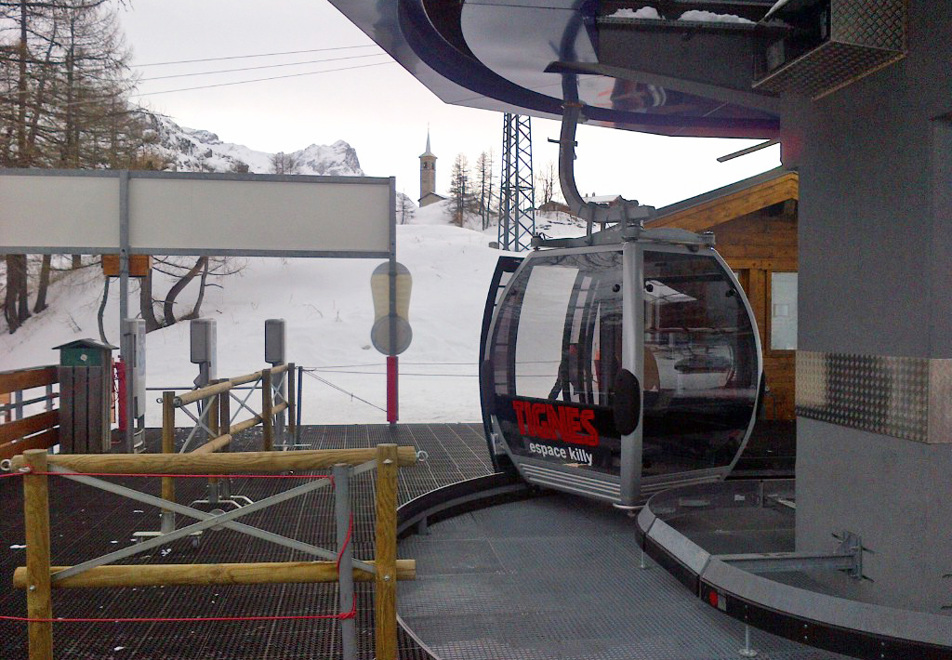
[651,171,799,421]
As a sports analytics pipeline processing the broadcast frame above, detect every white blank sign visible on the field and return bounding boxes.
[1,174,120,251]
[0,171,394,257]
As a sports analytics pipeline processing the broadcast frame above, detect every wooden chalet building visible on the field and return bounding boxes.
[649,168,799,422]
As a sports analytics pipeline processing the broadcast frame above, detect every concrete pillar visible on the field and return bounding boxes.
[781,5,952,612]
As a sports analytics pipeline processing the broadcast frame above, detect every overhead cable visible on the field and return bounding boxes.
[135,45,379,68]
[133,61,395,97]
[140,53,388,82]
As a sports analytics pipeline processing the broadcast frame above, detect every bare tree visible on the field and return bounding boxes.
[0,0,147,333]
[448,153,476,227]
[270,151,300,175]
[475,150,496,229]
[536,160,557,206]
[136,257,244,332]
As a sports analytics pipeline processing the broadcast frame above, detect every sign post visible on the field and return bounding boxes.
[370,262,412,425]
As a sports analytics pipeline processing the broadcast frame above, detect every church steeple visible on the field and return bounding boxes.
[419,128,439,206]
[422,129,434,158]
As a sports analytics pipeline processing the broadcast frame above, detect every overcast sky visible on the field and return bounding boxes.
[118,0,781,208]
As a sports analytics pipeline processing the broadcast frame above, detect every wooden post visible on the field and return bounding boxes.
[219,385,231,439]
[287,363,296,438]
[161,392,176,532]
[23,449,52,660]
[207,381,220,440]
[261,369,273,452]
[374,443,398,660]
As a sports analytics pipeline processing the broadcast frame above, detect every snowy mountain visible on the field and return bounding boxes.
[141,112,364,176]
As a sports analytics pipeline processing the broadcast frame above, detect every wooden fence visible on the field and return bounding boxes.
[0,366,59,462]
[10,443,417,660]
[158,364,295,518]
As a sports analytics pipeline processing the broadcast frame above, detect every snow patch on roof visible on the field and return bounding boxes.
[679,10,754,24]
[609,7,661,20]
[608,7,755,24]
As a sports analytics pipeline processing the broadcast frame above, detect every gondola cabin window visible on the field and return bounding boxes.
[642,251,759,476]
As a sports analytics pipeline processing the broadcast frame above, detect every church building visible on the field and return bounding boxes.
[418,130,445,207]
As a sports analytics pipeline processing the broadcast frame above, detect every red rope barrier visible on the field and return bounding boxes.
[335,513,358,619]
[5,470,331,480]
[0,467,363,623]
[0,612,355,623]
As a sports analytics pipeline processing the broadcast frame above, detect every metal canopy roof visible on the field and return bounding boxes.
[329,0,792,139]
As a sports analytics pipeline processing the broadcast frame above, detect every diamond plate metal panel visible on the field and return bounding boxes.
[754,0,906,98]
[832,0,906,50]
[928,360,952,445]
[797,352,952,444]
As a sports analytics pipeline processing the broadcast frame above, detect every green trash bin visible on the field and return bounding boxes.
[55,339,116,367]
[53,339,117,453]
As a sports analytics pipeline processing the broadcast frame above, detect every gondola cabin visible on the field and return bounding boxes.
[479,225,763,508]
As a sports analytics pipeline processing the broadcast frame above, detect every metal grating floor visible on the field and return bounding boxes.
[0,423,492,660]
[398,494,853,660]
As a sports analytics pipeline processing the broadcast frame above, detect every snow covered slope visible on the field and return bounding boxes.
[0,197,584,426]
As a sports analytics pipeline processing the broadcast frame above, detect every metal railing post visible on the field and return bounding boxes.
[23,449,53,660]
[272,367,285,446]
[287,362,296,443]
[219,385,232,500]
[334,464,356,660]
[161,392,176,534]
[295,365,304,446]
[375,443,399,660]
[262,368,273,451]
[207,382,221,504]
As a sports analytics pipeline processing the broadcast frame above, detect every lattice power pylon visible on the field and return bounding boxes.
[498,113,535,252]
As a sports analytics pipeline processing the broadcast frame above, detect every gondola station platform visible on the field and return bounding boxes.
[3,421,946,660]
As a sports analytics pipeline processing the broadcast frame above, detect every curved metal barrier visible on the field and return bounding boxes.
[638,480,952,659]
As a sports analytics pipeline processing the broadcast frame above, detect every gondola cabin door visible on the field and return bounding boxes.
[482,239,761,507]
[484,246,634,504]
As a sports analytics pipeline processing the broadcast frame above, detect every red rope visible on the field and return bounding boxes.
[336,513,357,618]
[0,612,355,623]
[13,470,331,480]
[1,470,360,623]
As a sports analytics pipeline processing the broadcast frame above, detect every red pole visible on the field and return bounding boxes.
[116,360,127,432]
[387,356,398,424]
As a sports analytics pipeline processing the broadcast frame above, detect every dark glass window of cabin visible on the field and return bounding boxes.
[642,251,758,476]
[492,251,624,403]
[489,250,624,475]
